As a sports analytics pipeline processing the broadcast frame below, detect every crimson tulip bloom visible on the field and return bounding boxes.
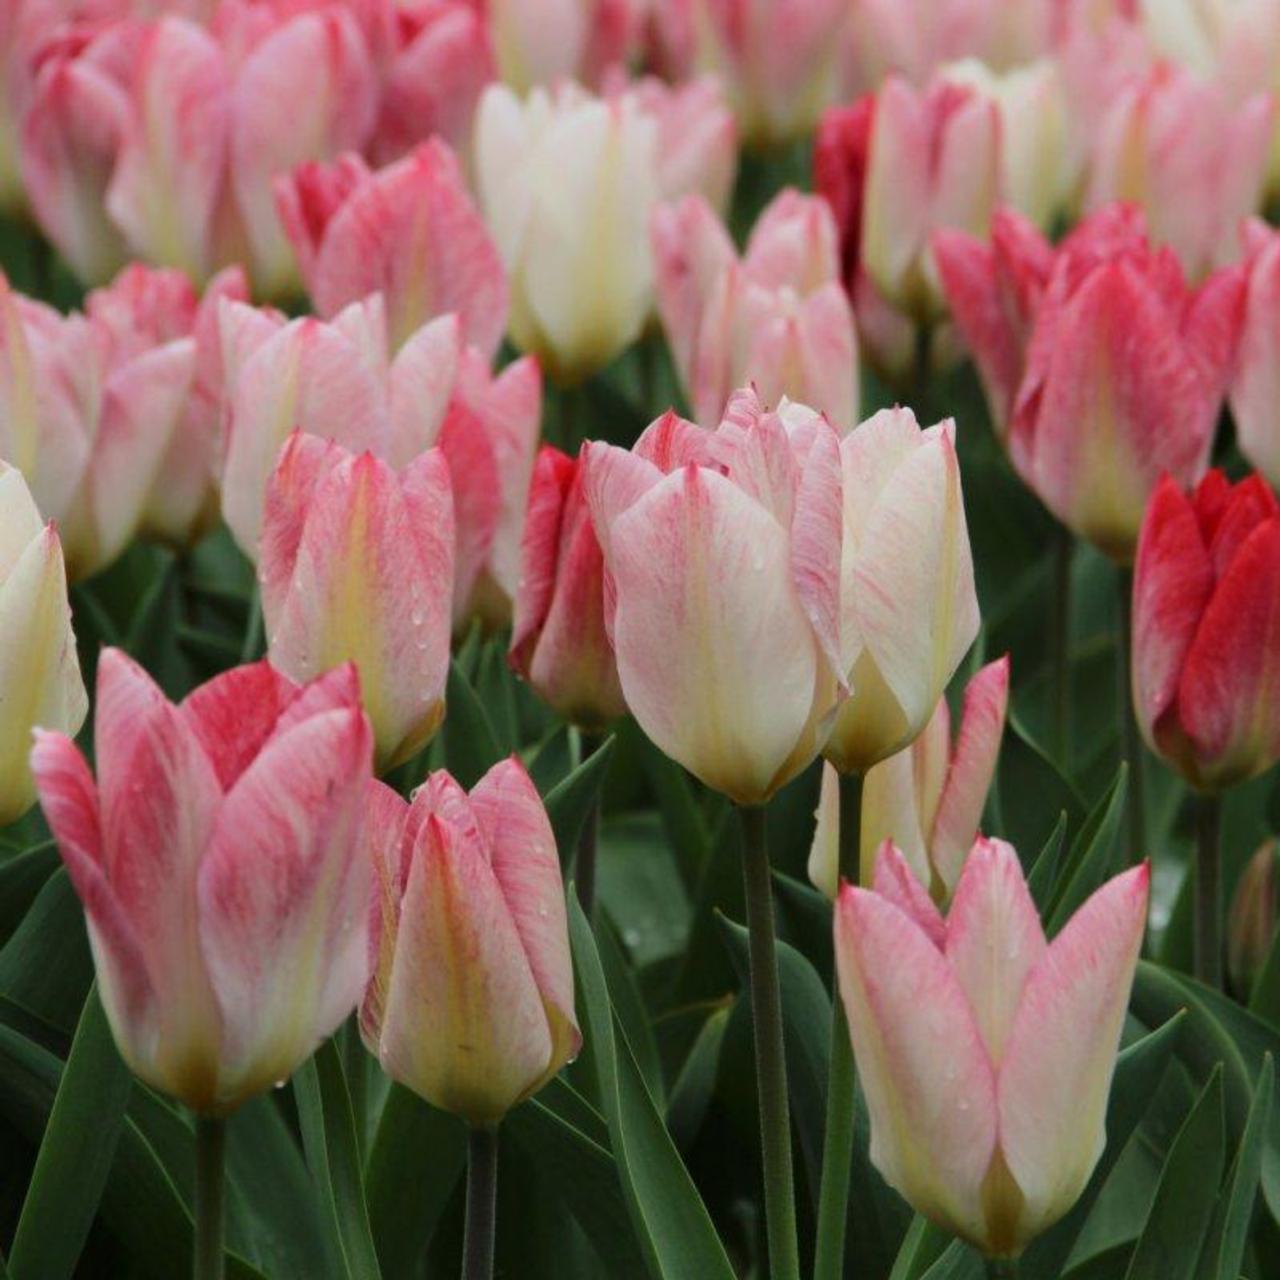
[1132,470,1280,790]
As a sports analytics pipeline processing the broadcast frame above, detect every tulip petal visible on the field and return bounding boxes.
[835,884,997,1244]
[807,761,841,901]
[358,778,412,1052]
[998,864,1149,1245]
[386,314,460,467]
[861,751,932,891]
[510,445,575,665]
[871,840,946,949]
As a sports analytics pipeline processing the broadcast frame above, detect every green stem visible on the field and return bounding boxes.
[1116,569,1147,865]
[814,773,864,1280]
[575,732,603,918]
[1194,793,1224,990]
[193,1114,226,1280]
[739,805,800,1280]
[1051,526,1074,769]
[462,1126,499,1280]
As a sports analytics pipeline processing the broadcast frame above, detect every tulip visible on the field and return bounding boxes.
[474,81,658,385]
[1132,469,1280,791]
[809,657,1008,900]
[1230,221,1280,488]
[815,73,1000,322]
[275,141,508,356]
[85,262,248,548]
[822,407,979,775]
[651,189,859,429]
[836,838,1149,1258]
[360,757,579,1126]
[1227,839,1278,997]
[0,270,196,580]
[0,463,88,826]
[488,0,635,92]
[1003,205,1242,561]
[260,432,454,773]
[584,391,844,806]
[220,301,539,627]
[509,445,625,728]
[1085,65,1273,282]
[31,650,374,1113]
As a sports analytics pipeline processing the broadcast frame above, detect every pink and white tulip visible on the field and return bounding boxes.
[260,432,454,773]
[836,838,1149,1258]
[360,757,579,1127]
[220,299,540,628]
[0,462,87,826]
[823,407,980,774]
[1132,469,1280,790]
[585,391,845,805]
[1230,220,1280,488]
[1084,64,1273,281]
[32,652,375,1113]
[487,0,635,92]
[809,657,1008,900]
[651,189,858,429]
[510,445,625,729]
[275,141,508,356]
[0,269,196,579]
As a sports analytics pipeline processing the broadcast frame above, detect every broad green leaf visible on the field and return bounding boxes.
[0,842,58,946]
[568,895,735,1280]
[364,1085,466,1278]
[1046,764,1128,934]
[665,1002,731,1149]
[1123,1067,1225,1280]
[771,870,833,984]
[294,1039,382,1279]
[543,735,616,861]
[442,660,502,789]
[596,915,665,1107]
[1026,811,1069,913]
[7,985,131,1280]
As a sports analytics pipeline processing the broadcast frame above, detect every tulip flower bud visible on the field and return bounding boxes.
[809,657,1008,900]
[489,0,635,93]
[510,446,626,729]
[652,189,858,430]
[823,407,980,775]
[836,838,1149,1258]
[32,652,375,1113]
[585,391,845,805]
[1228,839,1278,998]
[275,142,508,356]
[360,758,580,1128]
[1085,64,1273,282]
[0,464,87,825]
[1230,221,1280,489]
[475,82,658,385]
[261,433,454,773]
[1132,470,1280,791]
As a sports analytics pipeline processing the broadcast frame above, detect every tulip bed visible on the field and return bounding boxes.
[1,3,1280,1280]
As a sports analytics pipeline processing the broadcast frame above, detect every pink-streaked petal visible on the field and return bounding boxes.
[358,778,411,1052]
[861,752,932,891]
[871,840,946,948]
[510,445,574,666]
[581,439,665,568]
[386,314,461,467]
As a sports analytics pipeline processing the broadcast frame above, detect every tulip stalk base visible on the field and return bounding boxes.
[463,1127,499,1280]
[1194,793,1224,990]
[193,1114,226,1280]
[814,773,864,1280]
[739,804,801,1280]
[1115,569,1147,865]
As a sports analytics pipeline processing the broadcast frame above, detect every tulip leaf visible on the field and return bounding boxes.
[6,984,131,1280]
[1123,1066,1226,1280]
[887,1217,957,1280]
[442,659,503,789]
[771,869,834,985]
[294,1038,383,1280]
[1027,811,1069,913]
[1045,764,1128,935]
[665,1001,731,1150]
[1195,1053,1273,1280]
[568,894,736,1280]
[542,734,616,861]
[0,841,58,946]
[364,1084,466,1279]
[595,913,666,1107]
[1247,925,1280,1029]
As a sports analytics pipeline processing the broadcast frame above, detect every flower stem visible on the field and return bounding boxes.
[462,1126,499,1280]
[1115,568,1147,865]
[193,1114,226,1280]
[739,804,800,1280]
[1051,526,1074,769]
[1194,792,1224,990]
[575,731,603,918]
[813,772,863,1280]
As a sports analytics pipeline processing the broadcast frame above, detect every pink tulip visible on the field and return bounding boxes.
[360,757,579,1127]
[85,261,248,547]
[1132,469,1280,790]
[809,657,1008,900]
[1230,220,1280,488]
[0,269,196,580]
[486,0,635,92]
[1001,205,1243,561]
[509,445,625,729]
[260,432,454,773]
[276,140,508,356]
[823,407,980,774]
[220,299,540,628]
[836,838,1149,1258]
[31,651,375,1113]
[1085,64,1273,281]
[585,390,844,805]
[652,189,858,430]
